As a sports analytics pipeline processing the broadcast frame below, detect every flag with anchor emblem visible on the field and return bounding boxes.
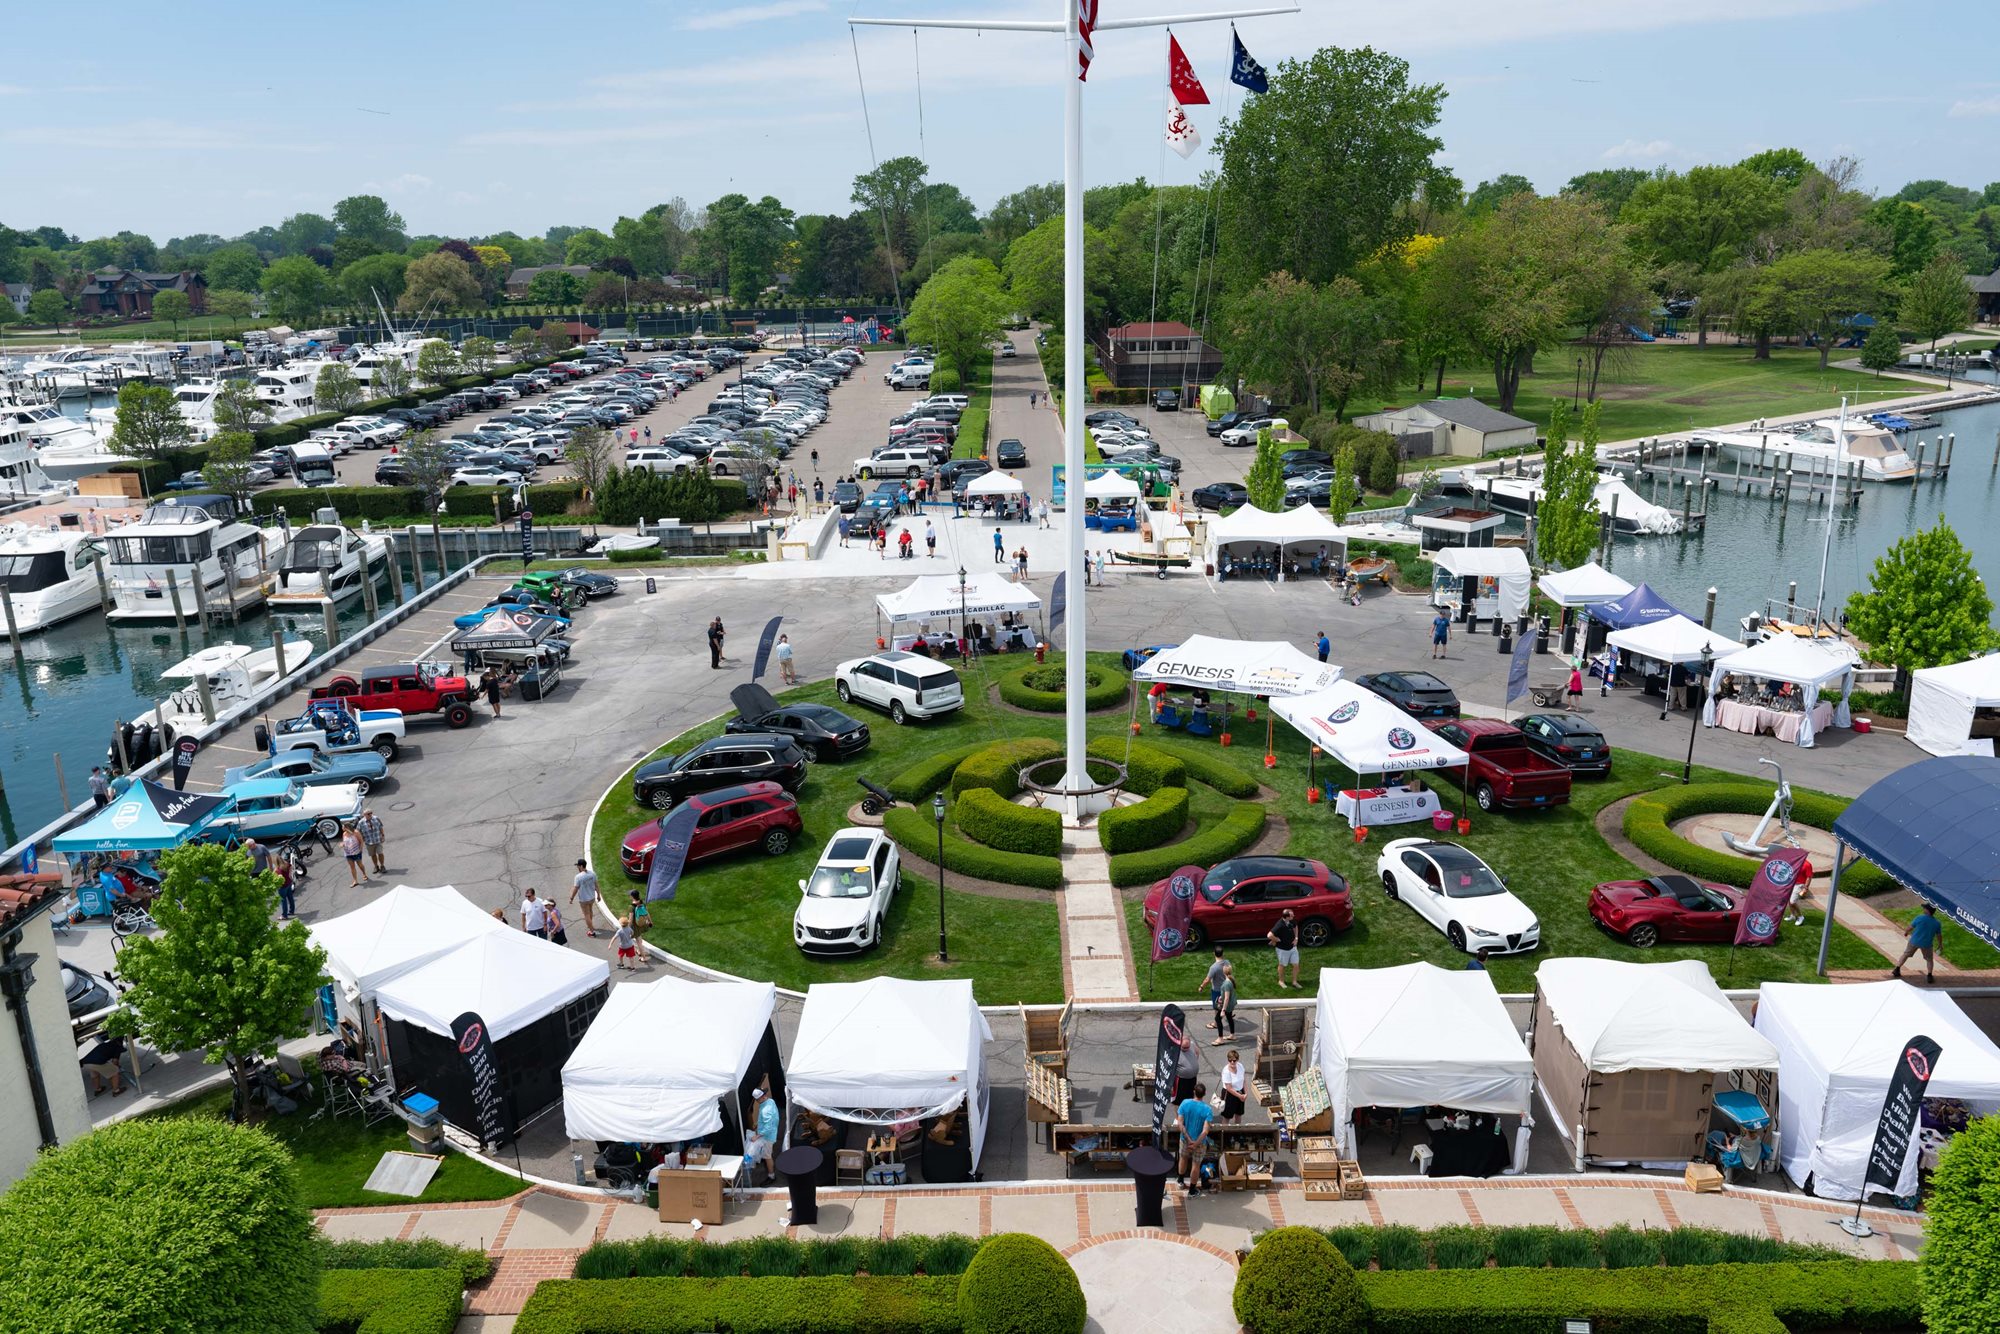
[1230,28,1269,94]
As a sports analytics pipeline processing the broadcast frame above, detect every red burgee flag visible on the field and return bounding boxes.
[1168,34,1209,105]
[1076,0,1098,81]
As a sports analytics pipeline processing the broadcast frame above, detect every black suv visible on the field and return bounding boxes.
[995,438,1028,468]
[724,684,870,762]
[1351,670,1462,720]
[631,733,808,810]
[1514,712,1613,778]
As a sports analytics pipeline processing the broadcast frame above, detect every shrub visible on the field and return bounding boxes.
[1373,1224,1429,1271]
[1657,1228,1727,1268]
[1326,1224,1376,1270]
[948,738,1062,799]
[929,367,963,395]
[1087,736,1188,796]
[594,467,739,525]
[513,1276,963,1334]
[888,743,987,803]
[958,1234,1085,1334]
[996,660,1129,712]
[1622,783,1892,894]
[1234,1227,1366,1334]
[317,1268,461,1334]
[1923,1112,2000,1334]
[571,1234,986,1284]
[1107,800,1266,887]
[1600,1224,1661,1269]
[1427,1225,1494,1270]
[0,1117,321,1334]
[1097,786,1190,855]
[524,482,587,515]
[1121,737,1263,797]
[265,485,424,521]
[955,789,1062,857]
[606,544,664,564]
[319,1237,491,1287]
[1546,1229,1603,1269]
[917,1233,982,1277]
[443,485,510,518]
[883,805,1062,888]
[1491,1225,1559,1269]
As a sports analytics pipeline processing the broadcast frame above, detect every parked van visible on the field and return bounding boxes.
[288,442,338,488]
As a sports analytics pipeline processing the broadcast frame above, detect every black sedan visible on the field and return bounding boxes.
[1086,410,1140,428]
[832,482,863,513]
[725,684,871,762]
[1515,712,1613,777]
[1192,482,1247,511]
[995,438,1029,468]
[1281,450,1333,476]
[1352,670,1462,719]
[1153,389,1180,411]
[1284,479,1333,507]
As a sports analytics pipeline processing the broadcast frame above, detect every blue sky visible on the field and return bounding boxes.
[1,0,1992,242]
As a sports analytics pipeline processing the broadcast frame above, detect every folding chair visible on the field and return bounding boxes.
[834,1149,867,1186]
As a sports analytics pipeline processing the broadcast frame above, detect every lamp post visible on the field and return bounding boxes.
[1682,644,1714,784]
[958,563,969,659]
[931,792,949,961]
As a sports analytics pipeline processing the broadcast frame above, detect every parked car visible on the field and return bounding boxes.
[619,781,804,876]
[1152,388,1180,411]
[1206,410,1248,438]
[222,748,388,795]
[1513,712,1613,778]
[724,683,870,762]
[936,457,992,492]
[268,700,404,760]
[832,481,863,513]
[1352,670,1461,719]
[1280,450,1333,476]
[833,651,965,725]
[1427,717,1573,812]
[1375,838,1540,956]
[1141,856,1353,949]
[630,733,807,811]
[994,438,1029,468]
[310,661,479,730]
[1085,410,1140,429]
[209,777,365,843]
[793,827,901,954]
[1122,643,1177,670]
[1589,874,1743,948]
[1191,482,1247,512]
[1220,416,1290,446]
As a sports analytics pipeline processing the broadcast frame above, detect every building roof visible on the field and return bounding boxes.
[79,269,201,296]
[0,873,64,935]
[1968,269,2000,295]
[1106,321,1197,338]
[506,264,594,287]
[1419,398,1535,434]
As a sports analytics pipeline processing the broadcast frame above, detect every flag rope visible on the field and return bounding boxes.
[848,26,906,319]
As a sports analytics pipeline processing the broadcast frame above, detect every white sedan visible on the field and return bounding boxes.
[1375,838,1540,956]
[793,827,901,954]
[449,465,524,488]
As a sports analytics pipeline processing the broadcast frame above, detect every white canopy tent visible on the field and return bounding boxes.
[874,572,1041,626]
[372,928,610,1042]
[1083,471,1142,502]
[786,978,994,1171]
[1315,964,1534,1155]
[1431,546,1532,621]
[562,978,777,1143]
[309,884,508,1001]
[1703,633,1861,746]
[1607,615,1742,665]
[1205,503,1347,581]
[1131,634,1341,698]
[962,471,1025,498]
[1756,981,2000,1200]
[1271,681,1471,775]
[1538,561,1633,608]
[1906,656,2000,756]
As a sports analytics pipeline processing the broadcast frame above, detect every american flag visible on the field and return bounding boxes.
[1076,0,1098,81]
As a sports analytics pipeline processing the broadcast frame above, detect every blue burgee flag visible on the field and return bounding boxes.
[1230,29,1268,94]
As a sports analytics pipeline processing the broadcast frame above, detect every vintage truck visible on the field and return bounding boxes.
[266,699,406,761]
[1426,717,1573,813]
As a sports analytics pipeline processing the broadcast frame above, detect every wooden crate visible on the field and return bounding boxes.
[1338,1161,1366,1200]
[1684,1162,1724,1194]
[1301,1149,1343,1180]
[1303,1179,1343,1200]
[1297,1136,1340,1155]
[1024,1059,1072,1125]
[1251,1078,1278,1110]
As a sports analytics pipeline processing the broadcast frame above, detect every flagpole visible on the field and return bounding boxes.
[1061,2,1089,807]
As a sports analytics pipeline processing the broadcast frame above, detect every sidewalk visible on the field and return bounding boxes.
[1058,813,1138,1002]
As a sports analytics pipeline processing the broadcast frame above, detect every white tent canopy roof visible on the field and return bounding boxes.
[1535,958,1777,1073]
[1315,964,1533,1151]
[1083,471,1142,501]
[1271,681,1471,774]
[1906,655,2000,756]
[1432,546,1532,620]
[1131,634,1341,697]
[1712,632,1859,687]
[1207,502,1347,548]
[371,928,610,1041]
[1538,561,1634,608]
[1606,615,1742,665]
[875,573,1040,624]
[963,471,1026,498]
[308,885,508,999]
[562,978,775,1143]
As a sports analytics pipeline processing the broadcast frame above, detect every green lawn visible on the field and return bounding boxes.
[0,315,267,345]
[1881,907,2000,971]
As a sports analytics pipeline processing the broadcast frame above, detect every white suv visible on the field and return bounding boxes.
[1220,416,1290,447]
[885,361,933,390]
[626,446,692,475]
[853,446,932,480]
[834,651,965,725]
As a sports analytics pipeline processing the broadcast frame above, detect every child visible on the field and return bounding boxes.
[612,916,638,970]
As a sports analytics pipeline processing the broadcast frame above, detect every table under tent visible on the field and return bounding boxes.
[1537,561,1634,657]
[874,572,1042,654]
[1129,634,1342,739]
[1430,546,1531,627]
[51,781,231,918]
[1204,503,1346,582]
[960,471,1027,520]
[1271,682,1471,829]
[1081,470,1143,531]
[1603,615,1741,709]
[1704,633,1862,748]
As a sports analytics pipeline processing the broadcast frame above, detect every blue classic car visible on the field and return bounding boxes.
[452,598,574,632]
[1122,644,1178,670]
[208,777,364,843]
[223,749,388,795]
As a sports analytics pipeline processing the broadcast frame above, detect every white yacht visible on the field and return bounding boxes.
[350,340,426,391]
[1469,470,1688,534]
[123,638,314,748]
[0,526,103,632]
[168,376,232,441]
[0,413,58,501]
[268,516,389,611]
[0,399,120,481]
[101,494,284,623]
[1694,419,1915,482]
[252,361,325,421]
[16,346,99,378]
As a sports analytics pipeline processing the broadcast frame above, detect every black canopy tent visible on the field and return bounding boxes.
[449,608,565,656]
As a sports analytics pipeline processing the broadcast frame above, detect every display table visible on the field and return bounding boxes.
[1335,786,1440,829]
[1424,1125,1511,1179]
[1714,699,1834,743]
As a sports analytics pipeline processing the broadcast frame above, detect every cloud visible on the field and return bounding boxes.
[679,0,826,31]
[1601,138,1682,161]
[0,84,27,96]
[464,109,856,148]
[0,118,325,153]
[1949,95,2000,118]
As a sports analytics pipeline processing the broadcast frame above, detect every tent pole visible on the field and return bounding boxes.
[1815,846,1847,977]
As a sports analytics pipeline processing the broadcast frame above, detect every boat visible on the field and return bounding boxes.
[252,361,325,422]
[101,493,285,623]
[0,395,120,481]
[1345,555,1393,584]
[114,638,314,763]
[1470,470,1687,534]
[585,533,658,557]
[0,526,103,632]
[1868,410,1941,433]
[1693,419,1915,482]
[168,376,231,441]
[267,516,389,611]
[0,411,59,502]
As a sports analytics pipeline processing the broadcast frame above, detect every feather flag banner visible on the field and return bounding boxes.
[1167,34,1209,105]
[1165,102,1201,159]
[1230,29,1269,93]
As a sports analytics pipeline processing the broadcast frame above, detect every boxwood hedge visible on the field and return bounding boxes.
[1107,800,1266,886]
[958,1234,1085,1334]
[1234,1227,1365,1334]
[948,738,1062,799]
[317,1268,462,1334]
[1097,786,1190,855]
[996,660,1129,712]
[883,805,1062,889]
[265,486,423,521]
[954,789,1062,857]
[1115,736,1264,797]
[1086,736,1187,796]
[513,1275,964,1334]
[1622,783,1891,895]
[888,744,988,804]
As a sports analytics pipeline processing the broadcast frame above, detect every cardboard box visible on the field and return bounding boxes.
[1684,1163,1725,1194]
[657,1168,726,1224]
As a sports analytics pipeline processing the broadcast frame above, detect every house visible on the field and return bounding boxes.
[76,269,207,319]
[1094,320,1224,389]
[0,876,94,1189]
[1355,398,1538,459]
[551,322,599,345]
[505,265,594,299]
[3,283,29,316]
[1969,268,2000,323]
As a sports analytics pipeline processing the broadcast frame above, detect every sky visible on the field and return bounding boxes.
[1,0,1993,243]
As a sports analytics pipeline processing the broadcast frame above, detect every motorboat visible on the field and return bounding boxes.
[101,493,284,622]
[0,526,103,632]
[169,376,230,441]
[1693,419,1914,482]
[1469,470,1687,534]
[117,638,315,758]
[0,412,60,501]
[268,516,389,611]
[586,533,658,557]
[252,361,325,421]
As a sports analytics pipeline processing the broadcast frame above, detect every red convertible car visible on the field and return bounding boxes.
[1589,874,1742,947]
[1142,856,1354,949]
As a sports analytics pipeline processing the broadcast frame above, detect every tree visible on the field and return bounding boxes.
[1923,1113,2000,1334]
[1213,46,1445,290]
[1620,165,1784,343]
[1365,438,1399,493]
[1844,519,1999,687]
[1465,173,1537,215]
[200,431,261,507]
[374,355,410,398]
[313,362,362,414]
[1903,251,1977,351]
[904,256,1008,389]
[563,228,613,267]
[460,335,496,376]
[204,242,265,293]
[107,842,327,1117]
[507,326,537,358]
[1563,167,1649,216]
[333,193,406,253]
[564,423,616,499]
[851,155,931,266]
[108,381,192,463]
[723,196,794,305]
[1224,271,1401,420]
[1244,428,1287,511]
[1760,247,1890,369]
[1004,217,1112,326]
[207,288,256,320]
[0,1117,322,1334]
[274,211,337,256]
[260,255,331,324]
[213,377,272,432]
[1860,321,1902,375]
[415,340,461,388]
[983,181,1063,251]
[338,251,410,308]
[25,287,67,330]
[534,321,572,355]
[527,269,583,305]
[1326,442,1360,524]
[151,289,191,334]
[399,431,456,513]
[399,251,481,312]
[1865,197,1946,279]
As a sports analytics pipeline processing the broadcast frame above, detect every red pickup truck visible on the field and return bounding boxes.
[1426,718,1573,813]
[312,661,478,729]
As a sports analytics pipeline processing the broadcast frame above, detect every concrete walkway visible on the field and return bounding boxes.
[1059,815,1139,1002]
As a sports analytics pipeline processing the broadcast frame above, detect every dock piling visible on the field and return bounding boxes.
[1,586,20,661]
[321,600,339,649]
[272,631,289,681]
[165,569,188,634]
[1704,587,1717,630]
[385,536,404,604]
[90,550,111,613]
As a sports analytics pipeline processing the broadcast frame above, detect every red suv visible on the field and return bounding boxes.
[1142,856,1353,949]
[620,781,803,877]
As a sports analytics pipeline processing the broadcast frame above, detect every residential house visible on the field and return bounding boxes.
[76,269,207,319]
[3,284,29,316]
[505,265,594,299]
[0,877,94,1189]
[1094,320,1224,390]
[1355,398,1538,459]
[1968,268,2000,323]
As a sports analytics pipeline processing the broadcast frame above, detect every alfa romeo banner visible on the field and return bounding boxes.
[1735,846,1810,947]
[1151,864,1202,961]
[1151,1003,1186,1147]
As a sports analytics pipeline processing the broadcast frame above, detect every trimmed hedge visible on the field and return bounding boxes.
[525,482,587,515]
[1622,783,1892,895]
[512,1275,963,1334]
[1306,1224,1845,1272]
[883,805,1062,889]
[996,660,1129,713]
[1107,800,1266,887]
[1120,736,1264,797]
[1086,736,1186,796]
[1097,786,1190,855]
[317,1269,462,1334]
[1923,1113,2000,1334]
[443,485,510,517]
[948,738,1062,799]
[887,743,989,803]
[1235,1227,1365,1334]
[955,789,1062,857]
[265,485,423,520]
[319,1237,491,1287]
[574,1234,981,1281]
[958,1234,1085,1334]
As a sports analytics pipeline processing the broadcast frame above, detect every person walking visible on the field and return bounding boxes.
[707,616,725,669]
[1094,550,1106,585]
[813,478,824,505]
[837,514,851,547]
[1082,551,1094,586]
[775,633,797,685]
[1892,904,1943,982]
[1566,661,1584,707]
[876,527,889,559]
[1176,1081,1214,1197]
[521,888,547,936]
[993,527,1005,564]
[1213,963,1238,1044]
[357,808,387,876]
[1431,609,1451,660]
[1465,947,1493,971]
[571,858,601,937]
[750,1085,782,1184]
[627,888,652,944]
[612,916,638,970]
[1037,499,1050,529]
[1029,389,1037,409]
[88,766,111,809]
[810,448,819,472]
[924,519,936,558]
[1200,946,1228,1030]
[274,853,296,919]
[1268,908,1301,989]
[340,821,366,886]
[1316,631,1331,664]
[481,667,503,718]
[1218,1049,1247,1124]
[243,837,269,878]
[1170,1027,1200,1103]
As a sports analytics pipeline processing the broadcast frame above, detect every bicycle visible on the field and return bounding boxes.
[110,901,158,937]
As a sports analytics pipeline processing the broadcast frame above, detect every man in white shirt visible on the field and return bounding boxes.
[570,859,601,937]
[521,888,547,936]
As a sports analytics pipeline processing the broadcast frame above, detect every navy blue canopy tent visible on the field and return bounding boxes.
[1816,755,2000,972]
[1590,582,1685,631]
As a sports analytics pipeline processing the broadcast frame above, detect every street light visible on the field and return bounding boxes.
[958,563,969,660]
[931,792,950,961]
[1682,644,1715,784]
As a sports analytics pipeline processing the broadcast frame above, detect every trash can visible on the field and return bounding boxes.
[776,1146,824,1225]
[1535,616,1552,656]
[1126,1146,1174,1228]
[1431,809,1456,833]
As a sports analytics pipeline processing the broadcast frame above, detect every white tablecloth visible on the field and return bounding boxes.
[1335,786,1441,829]
[649,1154,746,1187]
[1714,699,1834,743]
